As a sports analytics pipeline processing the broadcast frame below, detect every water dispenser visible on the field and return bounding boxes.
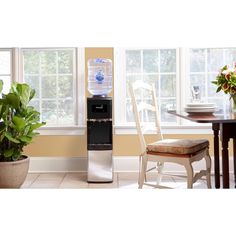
[87,58,113,182]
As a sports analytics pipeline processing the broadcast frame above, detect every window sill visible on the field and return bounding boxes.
[114,124,213,135]
[38,126,86,136]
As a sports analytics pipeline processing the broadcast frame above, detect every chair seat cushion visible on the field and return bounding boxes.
[147,139,209,155]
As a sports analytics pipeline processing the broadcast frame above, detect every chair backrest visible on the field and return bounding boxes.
[129,80,163,154]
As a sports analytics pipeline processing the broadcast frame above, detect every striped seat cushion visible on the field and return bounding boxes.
[147,139,209,155]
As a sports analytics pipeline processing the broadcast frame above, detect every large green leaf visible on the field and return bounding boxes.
[3,148,14,158]
[12,116,26,131]
[29,89,36,101]
[5,132,20,143]
[25,110,40,122]
[6,93,20,109]
[0,122,5,132]
[18,136,32,143]
[216,86,222,93]
[16,83,32,107]
[0,133,5,142]
[27,132,40,138]
[30,122,46,131]
[12,150,21,161]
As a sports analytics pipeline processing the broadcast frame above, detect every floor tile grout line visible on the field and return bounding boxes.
[58,173,67,188]
[29,173,66,188]
[28,173,40,188]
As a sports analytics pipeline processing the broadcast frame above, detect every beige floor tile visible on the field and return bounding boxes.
[62,172,87,181]
[59,173,88,188]
[118,172,139,181]
[36,173,66,180]
[29,180,62,188]
[118,181,139,189]
[118,172,140,189]
[21,173,40,188]
[29,173,65,188]
[117,171,176,189]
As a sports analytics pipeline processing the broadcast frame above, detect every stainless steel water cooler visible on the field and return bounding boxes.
[87,96,113,182]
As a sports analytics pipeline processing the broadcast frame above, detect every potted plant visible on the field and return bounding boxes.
[0,80,46,188]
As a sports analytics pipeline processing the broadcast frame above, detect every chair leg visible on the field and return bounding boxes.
[156,162,164,185]
[184,161,194,189]
[138,157,147,189]
[205,151,212,189]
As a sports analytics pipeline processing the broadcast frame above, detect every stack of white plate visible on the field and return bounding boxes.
[184,103,216,115]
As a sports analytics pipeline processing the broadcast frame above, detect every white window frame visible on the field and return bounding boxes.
[0,48,13,92]
[35,48,86,135]
[0,47,86,135]
[114,47,212,135]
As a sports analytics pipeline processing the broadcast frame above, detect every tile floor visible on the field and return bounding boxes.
[21,172,236,189]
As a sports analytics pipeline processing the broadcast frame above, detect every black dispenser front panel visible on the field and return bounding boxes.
[87,97,112,150]
[87,97,112,120]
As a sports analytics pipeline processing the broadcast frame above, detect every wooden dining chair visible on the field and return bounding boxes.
[129,80,212,189]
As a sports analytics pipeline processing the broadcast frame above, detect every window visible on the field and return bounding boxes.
[187,48,236,115]
[0,47,85,133]
[115,47,236,131]
[0,49,12,94]
[21,48,78,126]
[115,48,178,126]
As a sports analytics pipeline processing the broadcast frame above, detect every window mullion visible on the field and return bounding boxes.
[141,49,144,121]
[176,47,182,126]
[39,50,43,122]
[56,51,59,124]
[158,49,161,120]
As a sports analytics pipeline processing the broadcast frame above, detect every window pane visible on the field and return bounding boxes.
[23,51,40,74]
[189,74,206,100]
[160,99,176,123]
[124,48,177,125]
[225,49,236,67]
[58,75,73,99]
[41,51,56,74]
[126,75,142,97]
[22,48,76,126]
[24,75,40,98]
[160,49,176,72]
[126,99,134,122]
[58,99,74,124]
[207,48,224,72]
[143,74,159,96]
[160,75,176,97]
[0,75,11,94]
[143,49,158,73]
[29,100,40,112]
[190,49,205,72]
[207,73,223,97]
[126,50,141,73]
[42,100,57,124]
[41,76,56,98]
[58,50,73,73]
[0,51,11,74]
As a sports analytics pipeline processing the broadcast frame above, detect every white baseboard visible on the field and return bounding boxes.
[28,156,235,174]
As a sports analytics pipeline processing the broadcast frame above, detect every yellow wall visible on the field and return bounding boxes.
[24,47,232,158]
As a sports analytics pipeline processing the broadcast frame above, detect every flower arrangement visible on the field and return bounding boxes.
[212,63,236,95]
